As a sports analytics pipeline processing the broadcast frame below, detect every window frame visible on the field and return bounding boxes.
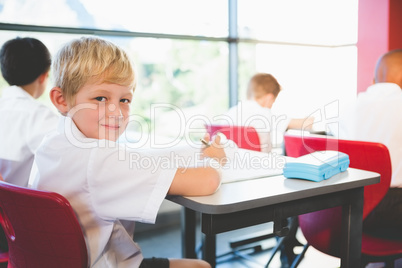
[0,0,357,109]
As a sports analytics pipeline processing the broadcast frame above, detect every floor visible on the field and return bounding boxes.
[136,220,343,268]
[136,218,402,268]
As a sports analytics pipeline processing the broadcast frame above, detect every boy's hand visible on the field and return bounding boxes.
[304,116,315,130]
[288,116,315,130]
[201,133,227,166]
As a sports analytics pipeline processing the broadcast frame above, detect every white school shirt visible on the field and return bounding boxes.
[0,86,58,186]
[222,100,290,153]
[31,116,177,267]
[336,83,402,188]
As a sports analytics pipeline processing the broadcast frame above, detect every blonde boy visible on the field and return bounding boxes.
[31,37,224,268]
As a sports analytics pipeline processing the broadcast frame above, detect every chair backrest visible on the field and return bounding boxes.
[0,215,8,264]
[0,181,88,268]
[205,124,261,152]
[284,132,392,257]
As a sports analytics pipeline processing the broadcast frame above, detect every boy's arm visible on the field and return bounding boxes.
[168,166,221,196]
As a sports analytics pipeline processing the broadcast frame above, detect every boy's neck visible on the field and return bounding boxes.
[254,94,275,109]
[21,83,39,99]
[20,73,46,99]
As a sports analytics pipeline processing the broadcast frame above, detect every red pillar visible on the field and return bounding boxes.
[389,0,402,50]
[357,0,402,93]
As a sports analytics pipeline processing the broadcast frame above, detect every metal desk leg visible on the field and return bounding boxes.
[340,187,364,268]
[203,233,216,268]
[181,207,197,258]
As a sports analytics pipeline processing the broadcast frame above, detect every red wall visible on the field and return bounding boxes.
[389,0,402,50]
[357,0,402,93]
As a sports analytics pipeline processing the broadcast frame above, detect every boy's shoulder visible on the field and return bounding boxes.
[0,86,55,113]
[0,94,53,115]
[1,85,29,98]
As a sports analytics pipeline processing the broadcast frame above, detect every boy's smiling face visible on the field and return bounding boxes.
[68,81,133,142]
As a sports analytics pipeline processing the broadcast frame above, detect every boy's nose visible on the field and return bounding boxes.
[107,103,123,116]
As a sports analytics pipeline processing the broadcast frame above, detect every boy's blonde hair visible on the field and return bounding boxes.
[52,36,136,105]
[246,73,281,100]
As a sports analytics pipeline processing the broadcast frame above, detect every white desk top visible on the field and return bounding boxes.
[167,168,380,214]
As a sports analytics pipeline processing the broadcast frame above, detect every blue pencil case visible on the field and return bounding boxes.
[283,151,350,182]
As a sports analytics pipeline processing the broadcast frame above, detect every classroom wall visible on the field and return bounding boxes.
[389,0,402,50]
[357,0,402,94]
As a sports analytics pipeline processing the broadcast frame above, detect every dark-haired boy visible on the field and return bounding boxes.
[0,37,58,186]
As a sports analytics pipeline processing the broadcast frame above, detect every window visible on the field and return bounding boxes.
[0,0,228,37]
[0,0,358,144]
[237,0,358,132]
[238,0,357,45]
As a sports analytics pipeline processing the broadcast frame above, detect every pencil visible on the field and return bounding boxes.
[200,138,211,147]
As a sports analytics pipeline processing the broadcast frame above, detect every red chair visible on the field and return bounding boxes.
[0,181,88,268]
[0,217,8,267]
[205,124,261,152]
[284,132,402,267]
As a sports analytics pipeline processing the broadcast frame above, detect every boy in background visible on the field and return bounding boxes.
[224,73,313,152]
[0,37,58,187]
[31,36,225,268]
[334,49,402,238]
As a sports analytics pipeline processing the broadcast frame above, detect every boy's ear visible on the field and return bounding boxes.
[50,87,68,115]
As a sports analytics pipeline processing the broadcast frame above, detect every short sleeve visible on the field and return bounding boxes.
[87,146,177,223]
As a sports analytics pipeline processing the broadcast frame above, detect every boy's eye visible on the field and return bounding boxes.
[95,97,107,102]
[121,98,131,104]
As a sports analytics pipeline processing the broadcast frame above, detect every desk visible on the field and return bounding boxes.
[167,168,380,268]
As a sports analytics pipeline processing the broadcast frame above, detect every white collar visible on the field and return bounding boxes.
[57,116,98,149]
[57,116,119,149]
[2,85,34,100]
[365,83,401,97]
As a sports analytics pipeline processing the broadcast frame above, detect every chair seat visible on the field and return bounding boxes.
[362,233,402,256]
